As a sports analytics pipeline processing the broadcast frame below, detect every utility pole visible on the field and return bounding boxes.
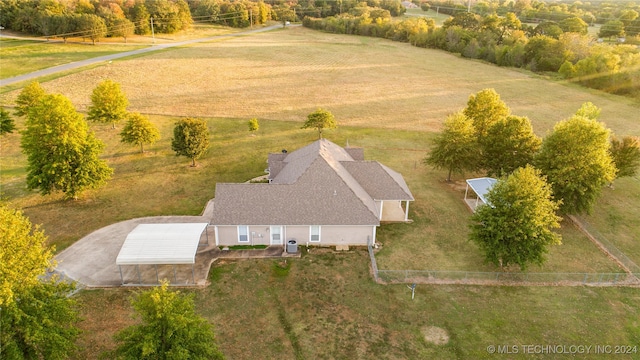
[467,0,471,13]
[250,8,253,28]
[150,17,155,44]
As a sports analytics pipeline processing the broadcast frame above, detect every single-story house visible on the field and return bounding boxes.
[210,139,414,247]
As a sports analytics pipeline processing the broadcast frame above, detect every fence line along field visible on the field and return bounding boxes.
[2,26,639,136]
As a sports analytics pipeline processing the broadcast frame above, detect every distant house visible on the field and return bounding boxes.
[210,139,414,247]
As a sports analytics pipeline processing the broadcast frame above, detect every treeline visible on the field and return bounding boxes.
[0,0,273,41]
[0,0,407,41]
[304,10,640,98]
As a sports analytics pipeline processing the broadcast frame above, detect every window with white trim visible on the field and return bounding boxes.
[310,225,320,242]
[238,226,249,242]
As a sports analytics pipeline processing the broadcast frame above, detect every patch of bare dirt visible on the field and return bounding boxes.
[422,326,449,345]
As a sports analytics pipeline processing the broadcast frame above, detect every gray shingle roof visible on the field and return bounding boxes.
[341,162,414,200]
[211,139,412,226]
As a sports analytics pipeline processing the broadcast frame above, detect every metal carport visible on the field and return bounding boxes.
[116,223,209,285]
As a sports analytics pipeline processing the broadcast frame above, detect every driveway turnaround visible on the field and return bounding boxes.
[54,215,214,287]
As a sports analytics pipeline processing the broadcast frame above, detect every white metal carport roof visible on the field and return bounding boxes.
[116,223,209,266]
[464,177,498,212]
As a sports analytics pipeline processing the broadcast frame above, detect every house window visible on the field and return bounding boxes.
[310,225,320,242]
[238,226,249,242]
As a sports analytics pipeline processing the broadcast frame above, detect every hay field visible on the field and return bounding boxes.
[3,26,639,135]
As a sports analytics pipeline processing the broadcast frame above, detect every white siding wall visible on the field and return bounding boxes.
[320,226,374,246]
[216,225,375,246]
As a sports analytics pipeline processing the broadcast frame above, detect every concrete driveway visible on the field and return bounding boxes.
[53,215,215,287]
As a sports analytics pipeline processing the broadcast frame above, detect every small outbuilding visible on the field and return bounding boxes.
[464,177,497,212]
[116,223,209,285]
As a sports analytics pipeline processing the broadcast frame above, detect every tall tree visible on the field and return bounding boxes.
[609,136,640,180]
[0,205,79,359]
[0,107,16,135]
[481,115,541,177]
[111,17,135,43]
[21,94,113,200]
[469,165,562,270]
[76,13,107,44]
[111,282,224,360]
[598,20,625,39]
[302,108,337,139]
[120,112,160,153]
[463,88,510,140]
[425,111,480,182]
[171,117,210,167]
[87,79,129,129]
[535,105,616,215]
[0,205,54,306]
[14,81,46,117]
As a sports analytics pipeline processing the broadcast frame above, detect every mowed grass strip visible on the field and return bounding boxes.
[0,39,147,79]
[2,26,639,136]
[74,252,640,360]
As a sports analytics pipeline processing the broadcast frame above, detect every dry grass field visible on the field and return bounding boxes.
[3,26,640,136]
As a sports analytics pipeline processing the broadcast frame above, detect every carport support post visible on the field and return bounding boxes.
[155,264,159,284]
[137,265,141,284]
[173,265,177,283]
[192,264,195,285]
[119,265,124,285]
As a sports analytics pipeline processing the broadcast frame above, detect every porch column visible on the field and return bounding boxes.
[214,226,219,246]
[379,201,384,220]
[404,201,410,221]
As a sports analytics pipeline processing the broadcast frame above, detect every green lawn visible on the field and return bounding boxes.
[403,8,452,25]
[0,39,147,79]
[74,252,640,360]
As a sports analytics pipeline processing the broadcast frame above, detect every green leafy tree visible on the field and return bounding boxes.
[524,35,566,72]
[273,4,295,27]
[481,115,541,177]
[171,117,210,167]
[111,17,135,43]
[535,106,616,215]
[469,165,562,270]
[0,107,16,135]
[87,79,129,129]
[302,108,337,139]
[120,112,160,153]
[558,16,588,34]
[76,13,107,44]
[0,205,79,359]
[111,282,224,360]
[534,21,563,39]
[609,136,640,179]
[21,94,113,200]
[599,20,625,39]
[129,2,151,35]
[0,206,54,306]
[424,111,480,182]
[248,118,259,132]
[463,88,510,140]
[14,81,47,117]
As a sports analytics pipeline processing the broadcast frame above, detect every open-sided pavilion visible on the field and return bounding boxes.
[116,223,209,285]
[464,177,497,212]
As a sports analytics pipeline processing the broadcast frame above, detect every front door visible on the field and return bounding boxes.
[270,226,283,245]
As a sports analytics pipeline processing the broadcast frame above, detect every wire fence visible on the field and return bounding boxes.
[569,215,640,275]
[376,269,635,286]
[367,233,638,286]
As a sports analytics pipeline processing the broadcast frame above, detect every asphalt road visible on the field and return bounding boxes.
[0,24,285,88]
